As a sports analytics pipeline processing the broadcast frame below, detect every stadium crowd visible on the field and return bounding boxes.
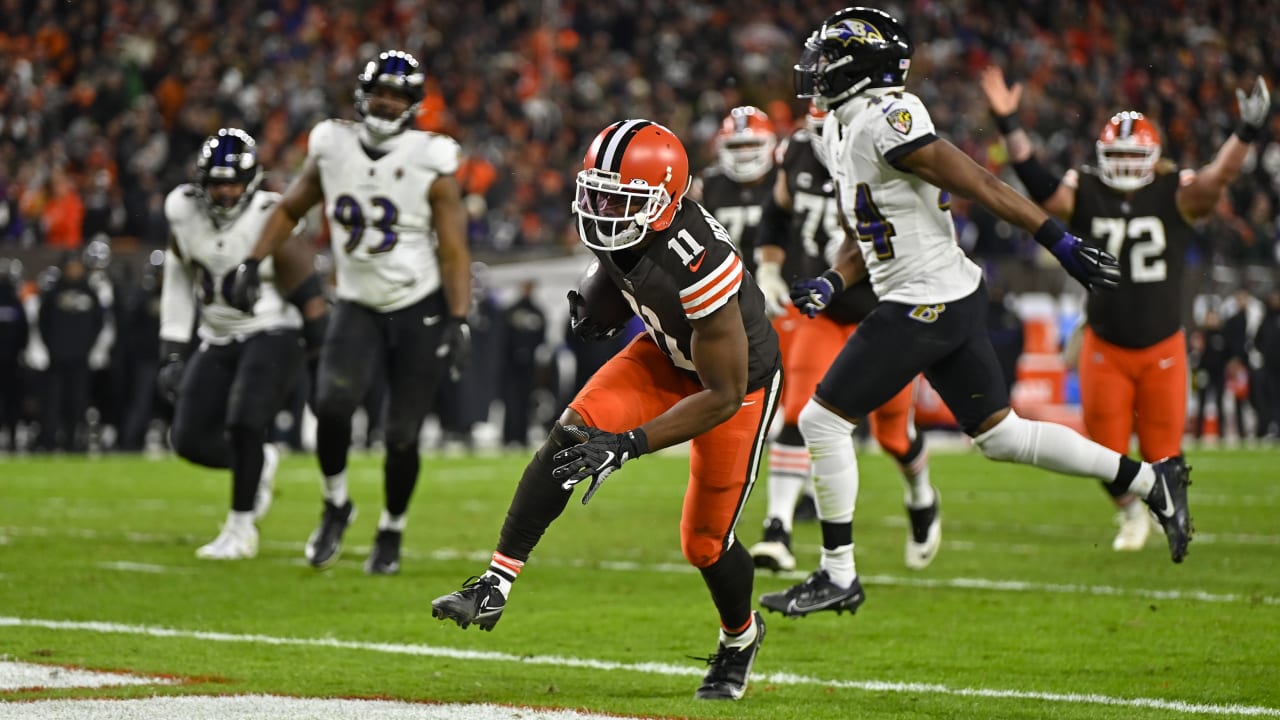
[1,0,1279,450]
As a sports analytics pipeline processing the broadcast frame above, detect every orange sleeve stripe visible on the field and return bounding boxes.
[682,257,743,318]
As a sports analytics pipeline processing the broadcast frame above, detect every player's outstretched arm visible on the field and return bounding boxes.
[1178,77,1271,220]
[900,139,1118,291]
[979,65,1075,220]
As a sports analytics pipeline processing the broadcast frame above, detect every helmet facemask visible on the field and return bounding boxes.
[574,167,673,251]
[1096,140,1160,192]
[355,51,424,138]
[197,129,262,226]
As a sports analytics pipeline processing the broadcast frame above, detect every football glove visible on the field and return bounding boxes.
[1035,220,1120,292]
[1236,77,1271,143]
[551,425,649,505]
[566,289,624,341]
[226,258,261,314]
[790,269,846,318]
[436,316,472,382]
[157,357,186,405]
[754,261,789,318]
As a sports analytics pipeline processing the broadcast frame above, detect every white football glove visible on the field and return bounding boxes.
[1236,77,1271,136]
[754,261,789,318]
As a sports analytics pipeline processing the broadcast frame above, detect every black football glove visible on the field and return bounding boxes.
[567,289,623,341]
[436,316,472,382]
[227,258,261,314]
[790,269,846,318]
[157,357,186,405]
[551,425,649,505]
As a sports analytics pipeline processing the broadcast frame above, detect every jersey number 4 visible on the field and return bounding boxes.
[334,194,400,254]
[1091,216,1166,283]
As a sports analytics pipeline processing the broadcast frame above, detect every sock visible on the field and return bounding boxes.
[1103,456,1142,497]
[820,542,856,588]
[486,551,524,596]
[323,471,349,507]
[1126,463,1156,498]
[378,510,406,533]
[766,441,809,531]
[719,614,758,650]
[897,434,934,508]
[227,510,255,532]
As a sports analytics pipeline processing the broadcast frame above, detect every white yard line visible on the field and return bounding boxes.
[0,695,630,720]
[0,660,174,691]
[0,617,1275,717]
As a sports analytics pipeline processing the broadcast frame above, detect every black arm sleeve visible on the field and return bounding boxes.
[1011,156,1062,204]
[755,195,792,250]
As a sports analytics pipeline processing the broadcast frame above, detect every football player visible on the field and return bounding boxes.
[226,50,473,575]
[981,66,1270,551]
[765,6,1191,619]
[750,101,938,574]
[432,119,781,702]
[160,128,328,560]
[690,105,778,276]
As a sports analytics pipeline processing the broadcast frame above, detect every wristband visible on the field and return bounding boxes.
[626,428,650,457]
[1235,124,1260,144]
[1032,218,1066,250]
[820,268,846,295]
[994,112,1022,135]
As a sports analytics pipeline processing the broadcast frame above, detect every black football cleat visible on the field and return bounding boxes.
[431,575,506,631]
[694,611,766,700]
[365,529,402,575]
[1144,456,1193,563]
[304,500,355,569]
[759,570,864,618]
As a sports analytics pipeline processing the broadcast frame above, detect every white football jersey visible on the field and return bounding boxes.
[824,89,982,305]
[162,185,301,344]
[310,119,460,312]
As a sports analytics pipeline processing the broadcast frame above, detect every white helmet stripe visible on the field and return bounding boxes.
[597,119,652,172]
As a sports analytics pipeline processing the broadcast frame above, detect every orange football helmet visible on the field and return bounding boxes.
[575,119,691,250]
[1096,111,1162,192]
[714,106,777,183]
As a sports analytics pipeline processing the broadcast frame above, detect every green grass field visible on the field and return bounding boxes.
[1,445,1278,719]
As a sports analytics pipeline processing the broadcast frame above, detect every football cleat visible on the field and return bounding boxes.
[759,570,864,618]
[694,611,766,701]
[749,517,795,572]
[365,529,402,575]
[431,575,506,631]
[1111,499,1154,552]
[1144,456,1193,563]
[904,490,941,570]
[253,444,279,523]
[304,500,355,569]
[195,522,258,560]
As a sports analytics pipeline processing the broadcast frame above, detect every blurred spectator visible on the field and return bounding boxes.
[1223,287,1265,439]
[37,253,103,451]
[1254,289,1280,439]
[1191,308,1229,440]
[41,169,85,250]
[116,252,164,451]
[0,259,28,449]
[500,280,547,448]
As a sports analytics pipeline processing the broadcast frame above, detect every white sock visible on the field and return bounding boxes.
[820,543,856,588]
[227,510,255,532]
[378,510,407,533]
[483,570,513,597]
[323,471,349,507]
[1128,464,1156,497]
[719,615,758,649]
[902,462,934,509]
[766,442,809,531]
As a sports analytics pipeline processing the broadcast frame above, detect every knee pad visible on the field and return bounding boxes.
[972,410,1030,463]
[797,400,855,456]
[680,528,723,569]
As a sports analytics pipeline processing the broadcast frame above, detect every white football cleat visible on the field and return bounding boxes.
[1112,499,1153,551]
[196,522,259,560]
[253,444,279,522]
[749,518,796,572]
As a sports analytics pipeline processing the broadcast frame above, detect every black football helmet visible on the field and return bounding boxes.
[355,49,424,136]
[794,6,913,109]
[195,128,262,225]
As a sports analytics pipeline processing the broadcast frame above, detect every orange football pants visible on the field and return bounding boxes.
[775,306,916,457]
[1077,327,1186,460]
[569,334,778,568]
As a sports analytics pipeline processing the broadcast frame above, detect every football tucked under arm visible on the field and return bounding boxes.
[568,260,633,341]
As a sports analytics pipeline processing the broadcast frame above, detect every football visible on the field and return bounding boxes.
[569,259,634,340]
